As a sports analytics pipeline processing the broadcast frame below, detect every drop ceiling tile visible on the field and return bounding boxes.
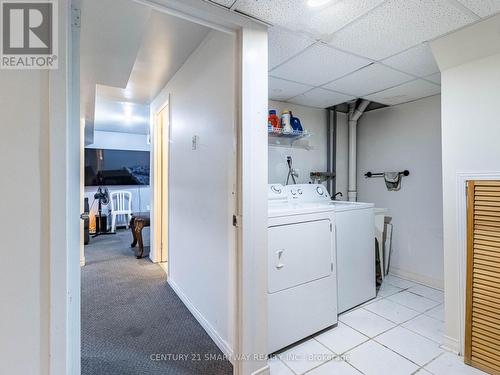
[271,43,371,86]
[363,79,440,105]
[323,63,414,97]
[456,0,500,17]
[269,76,312,101]
[208,0,236,8]
[288,88,354,108]
[424,72,441,85]
[329,0,478,60]
[269,27,315,70]
[382,43,440,77]
[236,0,386,38]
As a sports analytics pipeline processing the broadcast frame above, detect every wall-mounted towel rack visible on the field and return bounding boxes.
[365,170,410,178]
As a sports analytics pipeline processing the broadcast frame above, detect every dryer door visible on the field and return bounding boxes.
[268,219,333,294]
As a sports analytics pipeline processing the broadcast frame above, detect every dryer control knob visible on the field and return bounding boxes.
[316,186,324,195]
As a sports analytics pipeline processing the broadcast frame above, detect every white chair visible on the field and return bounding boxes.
[109,190,132,232]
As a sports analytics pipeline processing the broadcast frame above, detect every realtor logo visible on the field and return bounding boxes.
[1,0,58,69]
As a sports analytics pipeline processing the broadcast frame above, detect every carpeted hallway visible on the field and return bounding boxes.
[81,230,233,375]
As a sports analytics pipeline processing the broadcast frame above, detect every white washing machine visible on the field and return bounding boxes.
[268,184,337,354]
[288,184,376,313]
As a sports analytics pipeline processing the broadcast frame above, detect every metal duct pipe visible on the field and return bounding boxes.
[348,99,370,202]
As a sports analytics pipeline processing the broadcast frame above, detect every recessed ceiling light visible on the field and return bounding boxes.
[307,0,332,7]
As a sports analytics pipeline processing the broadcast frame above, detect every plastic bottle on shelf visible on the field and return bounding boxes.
[268,110,280,132]
[281,109,293,134]
[290,111,303,132]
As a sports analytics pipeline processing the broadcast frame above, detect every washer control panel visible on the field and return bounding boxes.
[285,184,331,201]
[268,184,287,200]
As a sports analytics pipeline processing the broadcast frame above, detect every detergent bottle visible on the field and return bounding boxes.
[290,111,303,132]
[268,110,280,131]
[281,109,293,134]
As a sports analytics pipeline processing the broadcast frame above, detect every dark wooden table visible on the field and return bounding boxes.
[130,212,150,259]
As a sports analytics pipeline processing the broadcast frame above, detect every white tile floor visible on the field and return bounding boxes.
[268,275,488,375]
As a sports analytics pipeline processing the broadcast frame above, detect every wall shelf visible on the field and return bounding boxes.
[268,128,312,149]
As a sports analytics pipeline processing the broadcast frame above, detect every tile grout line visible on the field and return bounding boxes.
[271,276,444,375]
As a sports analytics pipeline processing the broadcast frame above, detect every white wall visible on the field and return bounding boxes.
[268,101,327,184]
[0,71,50,375]
[151,30,236,355]
[87,130,150,151]
[356,96,444,288]
[438,52,500,352]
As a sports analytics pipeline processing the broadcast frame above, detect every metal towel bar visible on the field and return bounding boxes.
[365,170,410,178]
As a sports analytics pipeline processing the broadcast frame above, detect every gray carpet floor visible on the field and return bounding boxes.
[82,230,233,375]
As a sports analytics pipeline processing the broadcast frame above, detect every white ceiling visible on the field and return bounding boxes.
[209,0,500,108]
[80,0,151,141]
[81,1,210,138]
[96,11,210,104]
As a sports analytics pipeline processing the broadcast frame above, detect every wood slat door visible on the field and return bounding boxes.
[466,180,500,375]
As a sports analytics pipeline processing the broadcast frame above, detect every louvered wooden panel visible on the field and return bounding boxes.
[465,180,500,375]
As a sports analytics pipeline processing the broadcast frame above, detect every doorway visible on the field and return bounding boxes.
[50,1,269,374]
[79,1,237,374]
[152,101,169,267]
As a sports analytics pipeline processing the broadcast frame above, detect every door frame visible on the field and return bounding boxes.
[49,1,269,374]
[455,172,500,356]
[151,99,170,265]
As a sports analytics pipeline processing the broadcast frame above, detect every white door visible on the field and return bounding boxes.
[153,103,169,264]
[268,219,333,293]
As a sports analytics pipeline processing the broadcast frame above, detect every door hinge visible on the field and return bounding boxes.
[330,223,333,232]
[232,214,241,228]
[331,263,334,272]
[72,7,81,28]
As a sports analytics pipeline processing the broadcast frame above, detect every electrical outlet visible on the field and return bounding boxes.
[192,135,199,150]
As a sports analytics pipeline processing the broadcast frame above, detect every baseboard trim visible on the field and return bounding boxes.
[389,267,444,290]
[251,364,270,375]
[442,335,460,355]
[168,278,234,364]
[158,262,168,276]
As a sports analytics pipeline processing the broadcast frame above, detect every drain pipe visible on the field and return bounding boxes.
[348,99,370,202]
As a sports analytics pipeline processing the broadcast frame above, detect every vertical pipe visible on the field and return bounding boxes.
[348,99,370,202]
[348,117,358,202]
[327,108,336,196]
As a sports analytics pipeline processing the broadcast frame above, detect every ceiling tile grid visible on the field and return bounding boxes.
[323,63,414,97]
[269,76,313,101]
[207,0,236,8]
[363,79,441,105]
[423,72,441,85]
[206,0,500,108]
[455,0,500,17]
[269,26,315,70]
[270,42,372,86]
[288,88,355,108]
[381,43,440,77]
[328,0,478,60]
[235,0,386,37]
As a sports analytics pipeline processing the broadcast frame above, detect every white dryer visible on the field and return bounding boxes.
[267,184,337,354]
[288,184,376,313]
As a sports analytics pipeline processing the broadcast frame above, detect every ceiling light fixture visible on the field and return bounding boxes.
[307,0,332,7]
